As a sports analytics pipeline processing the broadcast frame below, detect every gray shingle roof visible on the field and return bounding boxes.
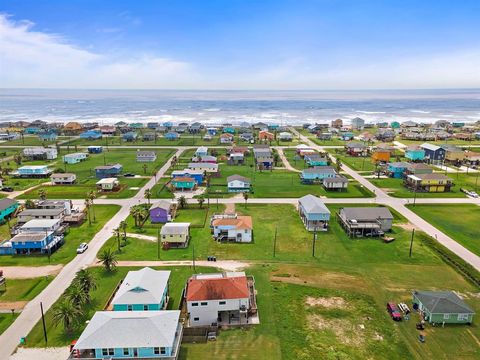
[341,207,393,221]
[323,175,348,184]
[150,200,173,211]
[73,311,180,350]
[299,195,330,214]
[0,198,17,212]
[227,175,250,183]
[414,290,475,314]
[303,166,336,174]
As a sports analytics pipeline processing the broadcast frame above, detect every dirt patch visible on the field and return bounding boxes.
[308,314,364,346]
[0,301,27,310]
[1,265,63,279]
[396,222,419,231]
[10,347,70,360]
[305,296,347,309]
[225,202,235,214]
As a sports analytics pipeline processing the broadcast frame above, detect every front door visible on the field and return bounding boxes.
[133,348,138,357]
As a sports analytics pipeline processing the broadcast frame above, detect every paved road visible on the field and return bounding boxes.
[0,149,183,359]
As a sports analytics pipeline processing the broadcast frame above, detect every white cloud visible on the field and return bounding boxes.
[0,14,195,88]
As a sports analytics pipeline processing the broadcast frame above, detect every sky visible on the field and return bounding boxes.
[1,0,480,90]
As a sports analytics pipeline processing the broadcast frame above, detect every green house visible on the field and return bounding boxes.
[171,176,196,191]
[412,290,475,324]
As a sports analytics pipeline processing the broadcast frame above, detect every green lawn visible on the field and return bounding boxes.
[2,136,71,146]
[283,149,308,171]
[0,205,120,266]
[297,128,346,146]
[24,266,216,347]
[408,204,480,256]
[0,277,53,302]
[397,138,480,146]
[0,313,18,335]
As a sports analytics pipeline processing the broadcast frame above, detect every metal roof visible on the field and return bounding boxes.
[21,218,60,228]
[298,195,330,214]
[160,222,190,235]
[341,207,393,221]
[73,311,180,350]
[0,198,17,212]
[227,175,250,183]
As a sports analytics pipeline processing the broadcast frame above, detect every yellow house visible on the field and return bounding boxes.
[444,146,465,163]
[160,222,190,248]
[405,174,453,193]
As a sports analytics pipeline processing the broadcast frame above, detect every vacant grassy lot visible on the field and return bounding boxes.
[2,136,72,146]
[0,313,18,335]
[408,204,480,256]
[297,129,346,146]
[0,277,53,302]
[0,205,120,266]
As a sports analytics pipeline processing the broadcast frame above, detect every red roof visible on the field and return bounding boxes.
[186,275,249,301]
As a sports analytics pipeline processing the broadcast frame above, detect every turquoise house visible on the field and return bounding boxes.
[391,121,400,129]
[111,268,170,311]
[298,195,331,231]
[301,166,337,184]
[304,154,328,167]
[63,152,88,164]
[25,127,41,134]
[387,162,409,178]
[38,132,57,141]
[223,127,235,134]
[71,310,183,360]
[405,146,425,161]
[340,132,354,141]
[171,176,196,190]
[165,132,179,140]
[0,198,19,222]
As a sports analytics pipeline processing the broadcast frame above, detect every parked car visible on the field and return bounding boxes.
[1,187,14,192]
[123,173,135,177]
[76,242,88,254]
[386,302,402,321]
[469,191,478,198]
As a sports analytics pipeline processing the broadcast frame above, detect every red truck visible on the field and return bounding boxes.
[387,302,402,321]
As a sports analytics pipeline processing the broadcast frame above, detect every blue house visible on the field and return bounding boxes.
[80,130,102,139]
[340,132,354,141]
[165,132,179,140]
[171,169,203,185]
[123,132,138,142]
[147,122,159,129]
[298,194,331,231]
[95,164,123,179]
[162,121,173,129]
[112,268,170,311]
[71,311,183,360]
[387,162,409,178]
[88,146,103,154]
[223,127,235,134]
[300,166,337,184]
[63,152,88,164]
[268,124,280,131]
[38,132,57,141]
[304,154,328,167]
[405,146,425,161]
[25,127,41,134]
[14,165,52,178]
[0,198,19,222]
[207,127,217,135]
[421,143,446,164]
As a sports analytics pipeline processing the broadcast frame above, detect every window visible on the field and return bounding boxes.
[127,305,133,311]
[144,305,148,311]
[443,314,450,320]
[123,348,129,356]
[458,314,469,321]
[219,301,226,305]
[102,348,114,356]
[193,317,199,321]
[153,347,160,355]
[201,302,208,306]
[161,347,166,355]
[192,302,198,306]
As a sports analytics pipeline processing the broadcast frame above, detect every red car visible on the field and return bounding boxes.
[386,302,402,321]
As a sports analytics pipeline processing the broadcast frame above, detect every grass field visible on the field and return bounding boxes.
[0,276,53,302]
[0,205,120,266]
[408,204,480,256]
[297,129,346,146]
[397,138,480,146]
[0,313,18,336]
[2,136,72,147]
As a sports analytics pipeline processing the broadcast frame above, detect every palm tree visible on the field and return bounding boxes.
[74,269,97,303]
[113,227,121,252]
[119,220,127,241]
[197,197,205,209]
[84,199,92,225]
[88,191,97,221]
[178,195,187,209]
[38,189,47,201]
[243,192,249,208]
[137,207,149,229]
[65,283,88,308]
[130,205,141,227]
[143,163,148,175]
[52,299,82,334]
[144,188,152,205]
[335,158,343,173]
[98,248,118,272]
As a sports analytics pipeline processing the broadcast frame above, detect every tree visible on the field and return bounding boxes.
[88,191,97,221]
[24,199,36,209]
[273,152,280,167]
[243,192,249,208]
[197,197,205,209]
[144,188,152,205]
[178,195,187,209]
[52,299,82,334]
[113,227,121,252]
[98,248,118,272]
[335,158,343,173]
[13,154,22,166]
[38,189,47,201]
[84,199,92,225]
[143,163,148,175]
[130,205,141,227]
[119,220,127,241]
[74,269,97,303]
[137,207,149,229]
[65,283,88,308]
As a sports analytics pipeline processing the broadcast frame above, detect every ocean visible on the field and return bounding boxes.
[0,88,479,125]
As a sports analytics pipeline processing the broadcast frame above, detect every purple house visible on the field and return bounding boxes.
[149,200,174,223]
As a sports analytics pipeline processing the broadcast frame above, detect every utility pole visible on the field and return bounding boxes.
[40,302,48,344]
[413,185,417,207]
[409,229,415,258]
[192,244,196,272]
[157,226,160,260]
[312,227,317,257]
[273,226,277,257]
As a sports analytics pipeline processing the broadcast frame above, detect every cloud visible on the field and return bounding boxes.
[0,14,195,88]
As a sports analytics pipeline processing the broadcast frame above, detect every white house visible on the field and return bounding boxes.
[136,150,157,162]
[195,146,208,157]
[51,173,76,185]
[279,132,293,141]
[96,177,120,191]
[185,272,255,327]
[211,215,253,242]
[23,147,57,160]
[188,162,218,173]
[227,175,251,192]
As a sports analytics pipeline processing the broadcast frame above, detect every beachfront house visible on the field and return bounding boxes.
[345,142,368,157]
[300,166,337,184]
[323,175,349,191]
[51,173,76,185]
[160,223,190,248]
[95,164,123,179]
[136,150,157,162]
[171,177,196,191]
[0,199,19,222]
[227,175,251,193]
[69,311,183,360]
[87,146,103,154]
[304,154,328,167]
[122,132,138,142]
[63,122,82,135]
[220,133,234,144]
[12,165,52,178]
[412,290,475,325]
[165,132,179,141]
[96,177,120,191]
[185,272,257,327]
[351,117,365,130]
[405,146,425,162]
[421,143,446,164]
[63,152,88,164]
[405,174,453,193]
[211,215,253,242]
[298,195,330,231]
[80,130,102,139]
[338,207,393,237]
[111,267,170,311]
[23,147,57,160]
[150,200,174,223]
[279,132,293,141]
[387,162,410,178]
[38,132,57,141]
[100,125,116,136]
